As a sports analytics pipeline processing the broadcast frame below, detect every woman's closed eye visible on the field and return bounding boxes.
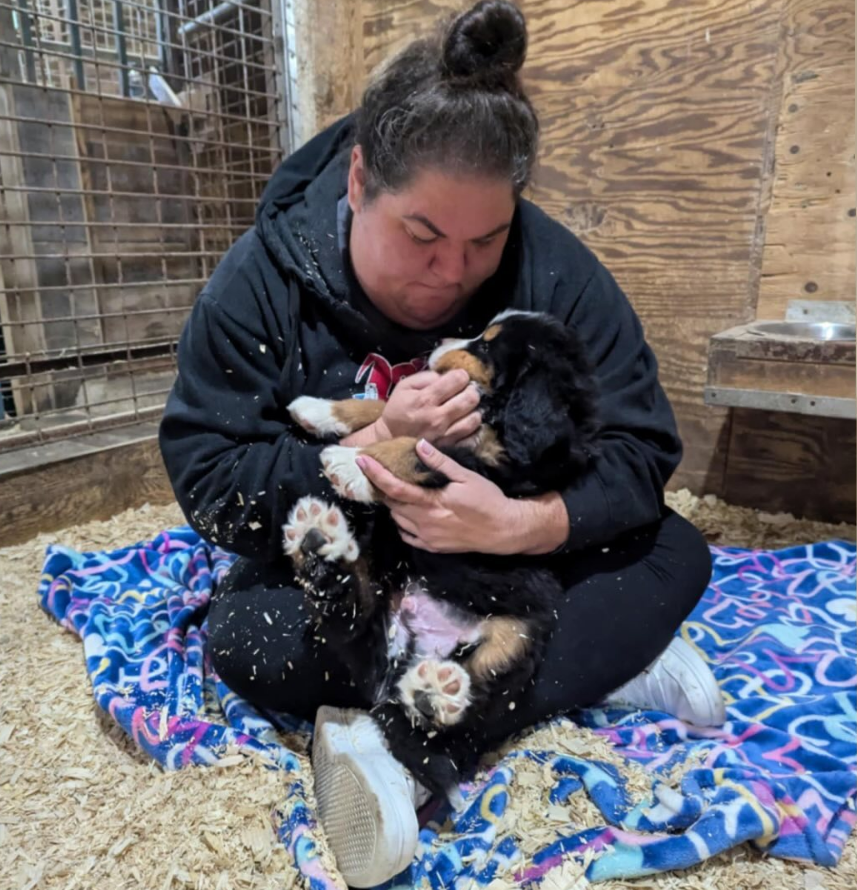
[406,228,497,248]
[406,228,437,245]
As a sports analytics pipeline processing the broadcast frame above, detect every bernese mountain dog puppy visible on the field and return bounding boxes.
[283,310,599,801]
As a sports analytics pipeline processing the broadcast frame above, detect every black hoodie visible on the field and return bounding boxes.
[159,115,682,561]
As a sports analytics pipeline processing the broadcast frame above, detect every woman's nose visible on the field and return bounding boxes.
[431,241,466,285]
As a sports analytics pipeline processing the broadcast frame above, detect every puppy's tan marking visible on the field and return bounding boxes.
[331,398,385,434]
[473,425,507,468]
[432,350,493,388]
[353,556,381,620]
[361,437,432,486]
[482,323,503,342]
[467,616,532,682]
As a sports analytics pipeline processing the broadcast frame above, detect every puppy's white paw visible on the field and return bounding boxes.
[288,396,349,437]
[282,496,359,562]
[320,446,376,502]
[398,659,471,728]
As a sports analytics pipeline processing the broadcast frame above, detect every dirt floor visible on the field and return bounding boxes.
[0,491,854,890]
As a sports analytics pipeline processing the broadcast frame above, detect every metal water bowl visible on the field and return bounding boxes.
[750,321,856,341]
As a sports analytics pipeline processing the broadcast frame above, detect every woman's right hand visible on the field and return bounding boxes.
[374,369,481,447]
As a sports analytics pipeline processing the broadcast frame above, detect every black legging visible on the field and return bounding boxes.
[208,508,711,748]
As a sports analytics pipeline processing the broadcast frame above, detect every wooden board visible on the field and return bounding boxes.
[0,428,174,547]
[708,324,856,398]
[723,409,856,523]
[757,0,856,318]
[362,0,459,76]
[711,357,854,399]
[514,0,785,496]
[289,0,366,147]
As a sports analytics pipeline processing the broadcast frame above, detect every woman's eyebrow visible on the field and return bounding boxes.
[403,214,512,241]
[403,214,446,237]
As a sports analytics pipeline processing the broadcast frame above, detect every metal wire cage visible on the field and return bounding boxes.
[0,0,289,453]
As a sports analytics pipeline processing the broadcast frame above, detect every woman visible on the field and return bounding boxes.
[159,2,723,885]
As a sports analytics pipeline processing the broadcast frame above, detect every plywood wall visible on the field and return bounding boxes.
[515,0,787,498]
[298,0,855,521]
[756,0,855,318]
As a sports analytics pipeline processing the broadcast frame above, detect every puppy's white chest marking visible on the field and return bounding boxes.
[386,583,482,660]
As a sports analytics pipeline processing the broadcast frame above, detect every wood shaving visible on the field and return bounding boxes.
[0,496,854,888]
[665,489,855,550]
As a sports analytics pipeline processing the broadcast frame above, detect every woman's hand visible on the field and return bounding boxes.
[356,439,570,555]
[375,369,482,448]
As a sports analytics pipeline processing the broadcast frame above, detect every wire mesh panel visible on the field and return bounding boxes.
[0,0,288,452]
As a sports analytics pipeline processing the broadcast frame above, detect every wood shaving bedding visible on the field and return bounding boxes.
[0,494,853,888]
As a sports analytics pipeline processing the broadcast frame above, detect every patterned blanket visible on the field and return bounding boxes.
[39,531,856,887]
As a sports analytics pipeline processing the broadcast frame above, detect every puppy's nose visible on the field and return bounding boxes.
[413,690,435,720]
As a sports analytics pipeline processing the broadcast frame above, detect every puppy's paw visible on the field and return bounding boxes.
[282,496,359,562]
[398,659,471,728]
[320,446,376,502]
[288,396,351,437]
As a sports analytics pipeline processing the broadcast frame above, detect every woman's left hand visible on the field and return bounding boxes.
[356,439,520,555]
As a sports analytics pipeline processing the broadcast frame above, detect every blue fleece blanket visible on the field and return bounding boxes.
[39,532,856,887]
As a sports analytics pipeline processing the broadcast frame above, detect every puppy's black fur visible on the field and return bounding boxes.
[439,312,599,494]
[287,312,600,799]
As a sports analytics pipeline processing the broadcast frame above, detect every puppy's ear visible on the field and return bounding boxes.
[502,366,572,467]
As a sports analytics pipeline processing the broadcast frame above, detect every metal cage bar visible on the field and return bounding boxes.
[0,1,274,77]
[0,0,288,450]
[0,49,282,125]
[0,110,282,152]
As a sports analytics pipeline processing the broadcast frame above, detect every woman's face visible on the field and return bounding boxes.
[347,146,516,331]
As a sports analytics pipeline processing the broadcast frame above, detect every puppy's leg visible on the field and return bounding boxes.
[459,576,567,732]
[283,496,392,702]
[458,615,550,724]
[288,397,384,438]
[321,438,449,502]
[282,496,378,633]
[466,616,536,686]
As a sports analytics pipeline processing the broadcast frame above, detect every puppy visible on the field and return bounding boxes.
[283,310,599,799]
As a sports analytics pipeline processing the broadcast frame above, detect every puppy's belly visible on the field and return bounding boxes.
[387,583,483,660]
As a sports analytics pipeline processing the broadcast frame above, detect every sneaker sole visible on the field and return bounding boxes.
[312,707,418,887]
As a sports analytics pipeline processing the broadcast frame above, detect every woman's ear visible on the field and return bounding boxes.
[348,145,366,213]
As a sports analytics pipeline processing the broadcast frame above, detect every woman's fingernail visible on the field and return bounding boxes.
[356,456,368,469]
[417,439,434,456]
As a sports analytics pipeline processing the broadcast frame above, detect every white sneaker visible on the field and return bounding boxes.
[311,706,426,887]
[604,637,726,726]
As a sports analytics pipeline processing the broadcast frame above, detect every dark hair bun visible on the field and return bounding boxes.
[443,1,527,80]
